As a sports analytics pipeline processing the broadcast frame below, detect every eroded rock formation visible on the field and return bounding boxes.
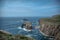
[21,21,32,30]
[39,15,60,40]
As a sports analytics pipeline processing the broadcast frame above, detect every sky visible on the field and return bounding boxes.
[0,0,60,17]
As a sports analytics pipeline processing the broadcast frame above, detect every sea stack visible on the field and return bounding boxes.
[39,15,60,40]
[21,21,32,30]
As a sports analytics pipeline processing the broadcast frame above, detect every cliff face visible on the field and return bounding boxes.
[39,15,60,40]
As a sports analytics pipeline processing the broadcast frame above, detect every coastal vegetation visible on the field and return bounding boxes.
[0,30,35,40]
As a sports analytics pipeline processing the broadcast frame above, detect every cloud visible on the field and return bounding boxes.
[0,0,59,17]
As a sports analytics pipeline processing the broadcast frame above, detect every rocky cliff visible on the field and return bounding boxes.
[39,14,60,40]
[0,30,35,40]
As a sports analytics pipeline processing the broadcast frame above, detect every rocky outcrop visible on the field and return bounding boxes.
[0,30,35,40]
[39,15,60,40]
[21,21,32,30]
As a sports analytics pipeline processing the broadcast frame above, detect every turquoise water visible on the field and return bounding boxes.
[0,17,51,40]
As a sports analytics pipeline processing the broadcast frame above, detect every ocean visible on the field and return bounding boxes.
[0,17,50,40]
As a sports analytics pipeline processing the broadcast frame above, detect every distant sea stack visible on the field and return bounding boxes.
[39,14,60,40]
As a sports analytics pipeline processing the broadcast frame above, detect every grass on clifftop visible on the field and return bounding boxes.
[40,14,60,23]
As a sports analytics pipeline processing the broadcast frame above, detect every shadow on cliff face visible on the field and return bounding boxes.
[39,14,60,40]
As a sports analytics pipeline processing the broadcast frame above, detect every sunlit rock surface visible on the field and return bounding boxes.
[39,14,60,40]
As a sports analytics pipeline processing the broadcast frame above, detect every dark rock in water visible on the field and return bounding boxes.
[21,23,26,28]
[23,19,28,21]
[21,21,33,30]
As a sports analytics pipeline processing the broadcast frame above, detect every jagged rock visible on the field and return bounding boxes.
[21,21,32,30]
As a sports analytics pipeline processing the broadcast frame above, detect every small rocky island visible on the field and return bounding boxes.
[39,14,60,40]
[21,21,32,30]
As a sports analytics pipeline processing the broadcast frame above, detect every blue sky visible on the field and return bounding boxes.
[0,0,60,17]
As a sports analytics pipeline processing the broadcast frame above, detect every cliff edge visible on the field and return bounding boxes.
[39,14,60,40]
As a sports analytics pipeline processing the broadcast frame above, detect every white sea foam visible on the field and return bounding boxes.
[18,27,32,32]
[18,27,22,29]
[23,28,32,31]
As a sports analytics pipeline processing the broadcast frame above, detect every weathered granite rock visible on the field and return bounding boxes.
[21,21,32,30]
[39,14,60,40]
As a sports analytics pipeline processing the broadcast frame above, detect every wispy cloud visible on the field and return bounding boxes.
[0,0,59,17]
